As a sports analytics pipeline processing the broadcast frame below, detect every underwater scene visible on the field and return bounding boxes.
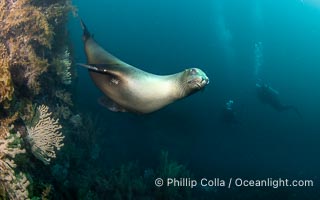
[1,0,320,199]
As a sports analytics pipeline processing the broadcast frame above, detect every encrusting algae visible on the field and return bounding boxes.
[1,0,51,94]
[55,89,73,106]
[0,43,14,107]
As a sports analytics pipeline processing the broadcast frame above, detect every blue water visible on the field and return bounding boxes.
[68,0,320,198]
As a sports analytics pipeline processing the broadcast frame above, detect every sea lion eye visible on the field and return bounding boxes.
[190,68,197,74]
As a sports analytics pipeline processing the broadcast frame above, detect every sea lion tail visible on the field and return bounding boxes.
[80,19,91,41]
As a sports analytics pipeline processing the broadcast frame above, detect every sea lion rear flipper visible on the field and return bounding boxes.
[80,19,92,41]
[98,96,127,112]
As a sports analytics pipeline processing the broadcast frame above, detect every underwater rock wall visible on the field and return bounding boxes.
[0,0,76,198]
[0,0,76,107]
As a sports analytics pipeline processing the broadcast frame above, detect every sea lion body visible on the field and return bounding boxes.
[80,20,209,114]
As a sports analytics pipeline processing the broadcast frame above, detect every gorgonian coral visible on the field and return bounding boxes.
[26,104,64,165]
[53,47,72,85]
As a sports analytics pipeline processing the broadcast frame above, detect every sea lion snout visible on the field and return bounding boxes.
[200,74,210,88]
[187,68,209,86]
[201,76,210,85]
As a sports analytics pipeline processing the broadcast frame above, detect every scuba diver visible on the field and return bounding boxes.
[221,99,238,124]
[255,83,302,119]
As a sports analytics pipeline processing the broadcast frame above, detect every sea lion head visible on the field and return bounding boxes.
[179,68,210,97]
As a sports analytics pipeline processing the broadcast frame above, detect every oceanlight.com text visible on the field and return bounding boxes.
[154,177,314,189]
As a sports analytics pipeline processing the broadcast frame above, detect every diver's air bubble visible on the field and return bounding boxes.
[254,41,263,78]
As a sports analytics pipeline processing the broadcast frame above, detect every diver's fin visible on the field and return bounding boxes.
[80,19,91,41]
[291,106,303,120]
[98,96,127,112]
[283,105,303,119]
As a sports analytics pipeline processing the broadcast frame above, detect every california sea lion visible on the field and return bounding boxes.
[78,20,209,114]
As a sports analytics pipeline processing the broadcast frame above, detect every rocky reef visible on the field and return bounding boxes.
[0,0,75,98]
[0,0,76,198]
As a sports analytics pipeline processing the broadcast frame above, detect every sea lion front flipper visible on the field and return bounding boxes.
[98,96,127,112]
[77,63,121,74]
[77,63,131,79]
